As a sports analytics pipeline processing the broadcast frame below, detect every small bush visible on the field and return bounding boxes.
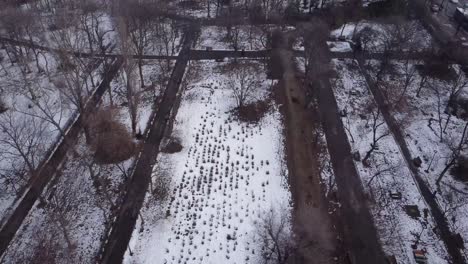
[452,155,468,182]
[0,97,7,114]
[162,138,183,153]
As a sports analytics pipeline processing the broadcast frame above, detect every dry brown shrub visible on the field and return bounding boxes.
[0,96,7,114]
[90,107,137,164]
[161,138,183,153]
[236,100,270,123]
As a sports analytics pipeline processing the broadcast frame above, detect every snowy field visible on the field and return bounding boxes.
[327,41,352,52]
[124,60,292,264]
[367,60,468,257]
[195,26,269,51]
[331,59,449,263]
[105,59,175,134]
[0,57,174,263]
[5,7,182,57]
[0,49,103,221]
[195,25,295,51]
[330,20,433,52]
[0,135,134,264]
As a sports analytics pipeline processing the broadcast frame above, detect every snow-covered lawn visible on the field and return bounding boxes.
[327,41,352,52]
[330,20,433,52]
[196,25,296,51]
[124,60,292,264]
[0,49,102,221]
[10,9,182,57]
[367,60,468,256]
[331,59,449,263]
[0,57,171,263]
[0,136,134,264]
[195,26,269,51]
[106,59,175,134]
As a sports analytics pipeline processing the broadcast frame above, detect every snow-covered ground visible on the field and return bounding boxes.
[0,136,134,264]
[330,20,433,52]
[195,25,295,51]
[331,59,450,263]
[124,60,292,264]
[367,60,468,257]
[0,56,173,263]
[195,26,270,51]
[327,41,352,52]
[0,49,102,221]
[5,8,182,57]
[105,59,175,134]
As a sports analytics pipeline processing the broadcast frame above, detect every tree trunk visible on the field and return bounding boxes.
[362,145,375,165]
[138,60,145,88]
[108,85,114,106]
[340,23,347,37]
[416,75,426,97]
[443,114,451,134]
[437,122,468,185]
[436,158,455,185]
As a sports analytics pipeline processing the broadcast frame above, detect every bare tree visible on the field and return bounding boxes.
[114,5,144,136]
[116,0,156,88]
[381,17,418,53]
[416,68,429,98]
[11,65,70,138]
[221,6,243,48]
[362,107,390,166]
[20,8,46,73]
[120,59,140,136]
[56,55,97,142]
[226,61,262,109]
[247,25,270,50]
[256,208,296,264]
[0,7,30,71]
[428,82,446,142]
[353,26,379,53]
[367,156,398,187]
[446,71,468,132]
[0,111,47,181]
[77,152,116,223]
[227,25,242,51]
[366,156,399,201]
[155,18,179,72]
[394,59,417,106]
[301,19,330,80]
[436,121,468,185]
[47,194,75,253]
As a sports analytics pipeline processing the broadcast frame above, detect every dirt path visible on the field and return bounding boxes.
[274,44,337,263]
[302,35,387,263]
[356,57,466,264]
[315,69,386,264]
[0,57,123,257]
[97,27,198,264]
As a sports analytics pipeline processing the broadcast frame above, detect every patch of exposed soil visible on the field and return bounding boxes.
[177,0,202,9]
[415,63,457,81]
[161,139,183,153]
[275,48,337,263]
[91,108,137,164]
[235,100,270,123]
[0,98,8,114]
[451,156,468,182]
